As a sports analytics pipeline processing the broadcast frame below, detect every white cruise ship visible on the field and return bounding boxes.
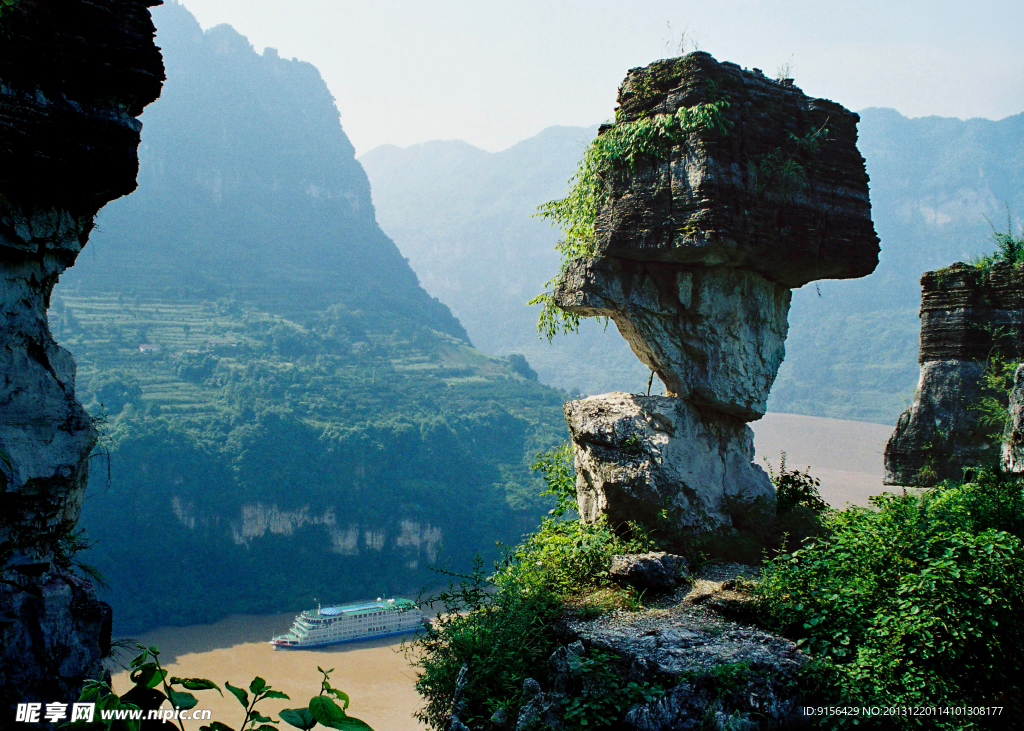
[270,598,423,649]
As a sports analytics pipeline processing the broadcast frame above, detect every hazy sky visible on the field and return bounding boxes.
[178,0,1024,155]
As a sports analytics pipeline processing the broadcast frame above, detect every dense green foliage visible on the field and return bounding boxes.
[412,445,653,730]
[62,646,373,731]
[560,648,664,730]
[756,472,1024,727]
[64,289,566,632]
[529,99,730,341]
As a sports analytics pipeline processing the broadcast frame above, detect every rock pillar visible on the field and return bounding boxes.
[0,0,163,704]
[554,53,879,530]
[884,262,1024,486]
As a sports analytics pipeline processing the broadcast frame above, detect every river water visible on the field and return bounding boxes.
[112,611,425,730]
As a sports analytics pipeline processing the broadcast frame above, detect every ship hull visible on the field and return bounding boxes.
[270,625,423,649]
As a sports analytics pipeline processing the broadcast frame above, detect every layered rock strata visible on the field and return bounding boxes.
[0,0,163,705]
[556,53,879,528]
[885,262,1024,486]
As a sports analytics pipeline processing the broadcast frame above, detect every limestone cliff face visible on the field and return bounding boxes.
[885,262,1024,486]
[0,0,163,704]
[556,53,879,530]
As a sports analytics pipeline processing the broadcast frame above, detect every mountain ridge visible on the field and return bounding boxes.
[361,106,1024,423]
[61,2,567,633]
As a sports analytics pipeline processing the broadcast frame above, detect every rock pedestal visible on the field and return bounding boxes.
[556,53,879,530]
[564,394,773,531]
[0,0,163,704]
[885,262,1024,486]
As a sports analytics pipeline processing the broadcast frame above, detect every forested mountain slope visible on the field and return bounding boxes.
[363,108,1024,423]
[59,1,566,633]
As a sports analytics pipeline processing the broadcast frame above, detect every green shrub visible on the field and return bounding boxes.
[970,214,1024,271]
[561,648,663,730]
[412,444,653,730]
[756,472,1024,728]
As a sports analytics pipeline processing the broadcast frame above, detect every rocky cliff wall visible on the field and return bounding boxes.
[556,53,879,530]
[884,262,1024,486]
[0,0,163,705]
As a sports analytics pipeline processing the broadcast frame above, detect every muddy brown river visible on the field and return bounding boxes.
[112,611,425,730]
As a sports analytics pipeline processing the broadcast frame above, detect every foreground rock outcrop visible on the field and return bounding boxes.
[0,0,163,705]
[556,53,879,529]
[451,564,808,731]
[885,262,1024,485]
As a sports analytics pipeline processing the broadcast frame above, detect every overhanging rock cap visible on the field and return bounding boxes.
[593,51,879,288]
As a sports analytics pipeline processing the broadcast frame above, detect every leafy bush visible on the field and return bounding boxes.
[412,444,652,730]
[767,452,829,516]
[974,350,1019,451]
[561,648,663,730]
[756,471,1024,727]
[970,214,1024,271]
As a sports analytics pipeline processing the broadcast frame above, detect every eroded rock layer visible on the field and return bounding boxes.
[0,0,163,704]
[885,262,1024,486]
[555,257,791,418]
[595,52,879,288]
[558,53,878,529]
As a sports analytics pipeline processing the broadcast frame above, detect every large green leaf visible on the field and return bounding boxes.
[130,663,167,689]
[308,696,346,726]
[262,690,290,700]
[129,648,149,669]
[166,687,198,711]
[309,697,375,731]
[279,708,316,730]
[225,681,249,709]
[325,687,349,708]
[249,676,268,694]
[171,677,223,695]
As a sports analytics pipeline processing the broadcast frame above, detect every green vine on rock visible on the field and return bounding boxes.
[529,99,731,342]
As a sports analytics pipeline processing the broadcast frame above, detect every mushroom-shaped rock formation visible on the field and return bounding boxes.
[885,262,1024,486]
[552,53,879,530]
[0,0,164,704]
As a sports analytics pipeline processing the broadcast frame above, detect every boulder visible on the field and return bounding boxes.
[561,564,808,730]
[609,552,690,594]
[564,393,774,530]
